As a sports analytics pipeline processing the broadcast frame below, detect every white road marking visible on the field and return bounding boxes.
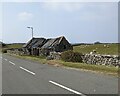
[4,59,8,61]
[49,80,86,96]
[9,61,15,65]
[93,89,96,92]
[19,66,35,76]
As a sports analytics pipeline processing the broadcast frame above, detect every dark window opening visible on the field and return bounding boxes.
[63,45,66,49]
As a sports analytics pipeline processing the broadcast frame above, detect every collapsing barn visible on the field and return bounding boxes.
[40,36,73,55]
[22,38,46,55]
[22,36,73,56]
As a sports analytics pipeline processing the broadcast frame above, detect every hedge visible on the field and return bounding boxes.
[61,50,83,62]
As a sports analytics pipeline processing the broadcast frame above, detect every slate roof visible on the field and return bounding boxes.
[41,36,64,49]
[23,36,70,50]
[23,38,46,49]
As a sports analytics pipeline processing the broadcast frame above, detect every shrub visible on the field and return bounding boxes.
[2,43,7,47]
[61,50,83,62]
[2,49,7,53]
[94,41,101,44]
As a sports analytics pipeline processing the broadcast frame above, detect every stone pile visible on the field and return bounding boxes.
[48,52,61,60]
[7,48,24,56]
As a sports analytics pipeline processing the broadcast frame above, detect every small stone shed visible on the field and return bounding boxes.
[22,36,73,56]
[40,36,73,55]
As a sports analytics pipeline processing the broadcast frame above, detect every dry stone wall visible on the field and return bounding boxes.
[48,52,120,67]
[49,52,61,60]
[82,54,120,67]
[7,48,24,56]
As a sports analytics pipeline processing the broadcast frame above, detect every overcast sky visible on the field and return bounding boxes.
[0,1,118,43]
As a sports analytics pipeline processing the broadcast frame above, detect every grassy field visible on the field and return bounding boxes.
[73,43,119,55]
[5,44,23,49]
[3,43,119,55]
[1,43,24,53]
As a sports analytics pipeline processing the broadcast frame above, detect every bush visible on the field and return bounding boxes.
[2,49,7,53]
[2,43,7,47]
[94,41,101,44]
[61,50,83,62]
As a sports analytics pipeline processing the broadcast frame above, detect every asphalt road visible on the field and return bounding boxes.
[1,54,118,95]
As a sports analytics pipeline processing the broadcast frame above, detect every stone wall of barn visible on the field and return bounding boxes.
[58,38,73,52]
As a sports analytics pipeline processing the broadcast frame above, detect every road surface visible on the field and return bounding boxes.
[1,54,118,95]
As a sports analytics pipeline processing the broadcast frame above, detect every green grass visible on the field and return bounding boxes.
[1,44,23,53]
[8,54,47,64]
[6,44,23,48]
[3,43,119,55]
[73,43,119,55]
[57,60,118,74]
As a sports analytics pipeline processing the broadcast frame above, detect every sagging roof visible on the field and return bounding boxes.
[41,36,65,49]
[23,36,70,49]
[23,38,46,49]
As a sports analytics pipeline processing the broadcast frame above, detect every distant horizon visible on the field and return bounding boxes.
[1,40,119,44]
[1,39,119,44]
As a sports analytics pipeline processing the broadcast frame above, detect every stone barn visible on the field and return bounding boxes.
[40,36,73,56]
[23,38,46,55]
[23,36,73,56]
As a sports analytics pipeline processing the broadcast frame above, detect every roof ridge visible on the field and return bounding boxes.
[48,39,56,47]
[51,38,59,46]
[58,36,64,43]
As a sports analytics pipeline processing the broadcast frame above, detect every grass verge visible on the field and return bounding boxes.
[7,54,47,64]
[6,53,119,76]
[55,60,118,75]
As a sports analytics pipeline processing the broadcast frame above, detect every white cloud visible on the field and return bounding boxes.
[42,1,118,13]
[18,12,33,21]
[42,2,85,12]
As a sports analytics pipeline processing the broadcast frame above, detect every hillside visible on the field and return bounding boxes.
[6,43,24,48]
[73,43,119,55]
